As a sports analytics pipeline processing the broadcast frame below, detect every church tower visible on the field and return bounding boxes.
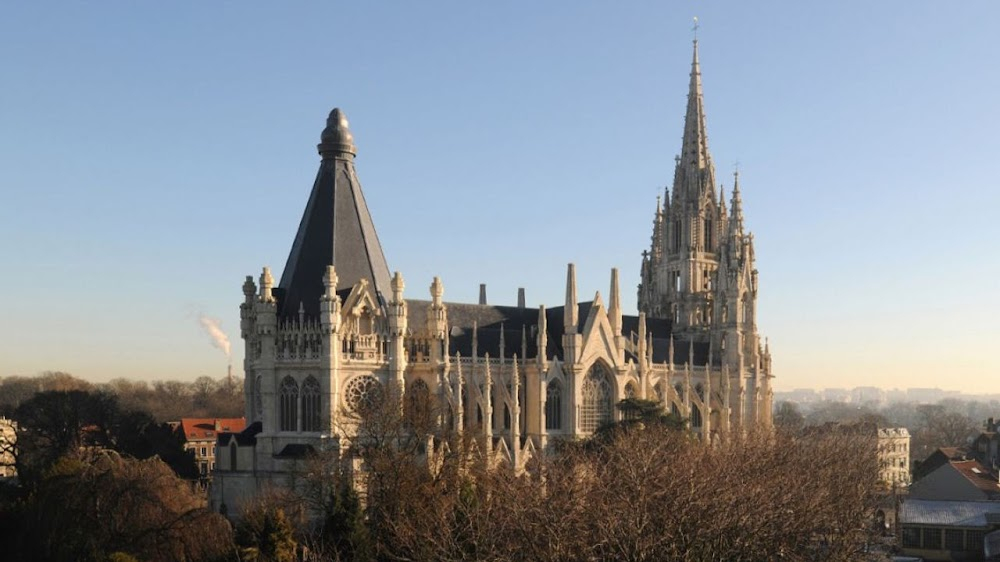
[637,39,767,379]
[214,39,776,517]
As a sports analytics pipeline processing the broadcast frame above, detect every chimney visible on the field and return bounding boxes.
[479,283,487,305]
[517,287,525,309]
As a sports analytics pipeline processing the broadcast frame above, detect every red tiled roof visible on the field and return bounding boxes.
[951,459,1000,496]
[178,418,246,442]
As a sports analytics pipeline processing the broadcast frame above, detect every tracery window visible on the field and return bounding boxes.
[301,376,322,432]
[404,378,431,428]
[691,404,703,428]
[344,375,383,414]
[545,380,562,430]
[581,363,614,432]
[279,376,299,432]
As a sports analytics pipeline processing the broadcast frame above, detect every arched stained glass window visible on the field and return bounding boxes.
[581,363,614,432]
[302,376,322,432]
[545,380,562,430]
[625,382,637,399]
[405,378,431,428]
[279,376,299,432]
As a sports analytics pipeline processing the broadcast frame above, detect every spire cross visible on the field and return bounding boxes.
[733,161,741,179]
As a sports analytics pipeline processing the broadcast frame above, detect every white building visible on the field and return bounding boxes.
[211,39,774,515]
[878,426,911,486]
[0,417,17,479]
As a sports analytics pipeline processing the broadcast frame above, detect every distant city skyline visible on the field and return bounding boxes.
[775,386,1000,406]
[1,2,998,392]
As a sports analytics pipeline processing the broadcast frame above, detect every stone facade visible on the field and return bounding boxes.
[211,40,774,515]
[0,417,15,479]
[878,427,911,486]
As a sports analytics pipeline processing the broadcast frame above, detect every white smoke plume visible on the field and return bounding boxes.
[198,314,231,358]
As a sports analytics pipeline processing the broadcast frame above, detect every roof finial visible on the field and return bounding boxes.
[318,108,357,159]
[692,16,699,43]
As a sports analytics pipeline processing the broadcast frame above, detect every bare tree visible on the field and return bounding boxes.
[277,389,883,562]
[17,450,231,562]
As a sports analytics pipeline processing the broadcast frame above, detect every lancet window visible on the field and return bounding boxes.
[301,376,322,432]
[279,376,299,432]
[581,363,614,432]
[404,378,431,428]
[545,380,562,430]
[691,404,703,428]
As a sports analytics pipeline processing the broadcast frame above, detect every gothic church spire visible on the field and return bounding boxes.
[681,40,712,173]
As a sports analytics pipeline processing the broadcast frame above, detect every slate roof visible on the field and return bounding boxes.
[406,298,711,366]
[275,444,316,459]
[277,109,392,319]
[217,421,262,447]
[951,460,1000,496]
[900,499,1000,527]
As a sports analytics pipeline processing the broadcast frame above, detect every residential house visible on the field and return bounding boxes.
[176,418,246,478]
[0,417,15,478]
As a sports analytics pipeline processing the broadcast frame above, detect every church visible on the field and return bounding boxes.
[211,39,774,513]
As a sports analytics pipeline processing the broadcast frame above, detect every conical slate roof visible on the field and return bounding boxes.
[277,108,392,318]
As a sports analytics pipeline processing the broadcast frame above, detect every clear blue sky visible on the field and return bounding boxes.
[2,2,998,392]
